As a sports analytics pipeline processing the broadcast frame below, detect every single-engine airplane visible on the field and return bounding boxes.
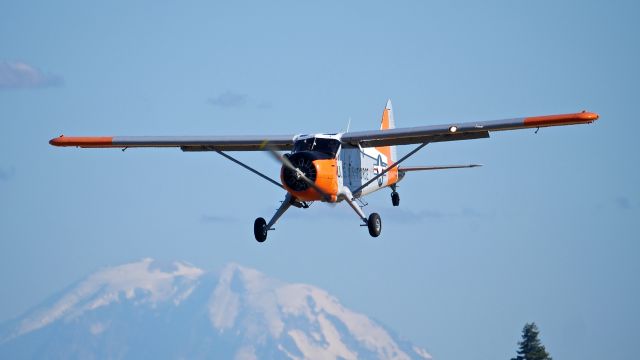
[50,100,598,242]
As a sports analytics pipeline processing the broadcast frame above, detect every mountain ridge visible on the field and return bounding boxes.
[0,259,431,360]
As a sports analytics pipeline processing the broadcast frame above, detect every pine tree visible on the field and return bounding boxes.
[510,322,552,360]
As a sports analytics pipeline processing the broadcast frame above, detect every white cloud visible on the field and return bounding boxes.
[208,91,248,108]
[0,61,62,89]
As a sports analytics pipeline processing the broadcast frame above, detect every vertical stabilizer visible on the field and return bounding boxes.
[377,99,399,185]
[379,99,398,163]
[380,99,396,131]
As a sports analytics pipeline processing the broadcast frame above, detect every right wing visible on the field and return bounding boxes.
[341,111,599,147]
[399,164,482,172]
[49,134,297,151]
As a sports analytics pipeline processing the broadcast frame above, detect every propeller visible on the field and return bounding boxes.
[265,147,332,202]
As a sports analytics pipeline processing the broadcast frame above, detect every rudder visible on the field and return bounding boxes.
[379,99,397,163]
[377,99,398,185]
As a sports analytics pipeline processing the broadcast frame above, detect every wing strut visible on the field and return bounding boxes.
[399,164,482,172]
[216,151,284,189]
[352,141,430,197]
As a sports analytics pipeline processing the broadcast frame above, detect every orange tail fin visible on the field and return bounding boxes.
[379,99,397,163]
[378,99,398,185]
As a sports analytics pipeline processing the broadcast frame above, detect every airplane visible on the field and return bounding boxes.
[50,100,599,242]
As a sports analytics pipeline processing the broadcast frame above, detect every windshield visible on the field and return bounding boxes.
[293,138,340,157]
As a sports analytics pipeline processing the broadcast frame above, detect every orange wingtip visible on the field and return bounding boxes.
[524,111,599,127]
[49,136,114,147]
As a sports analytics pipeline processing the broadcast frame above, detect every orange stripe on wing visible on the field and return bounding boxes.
[49,136,115,147]
[523,112,599,127]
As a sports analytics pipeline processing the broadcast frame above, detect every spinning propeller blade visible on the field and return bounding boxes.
[265,147,332,202]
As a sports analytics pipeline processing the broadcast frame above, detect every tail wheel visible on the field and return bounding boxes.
[391,192,400,207]
[367,213,382,237]
[254,217,267,242]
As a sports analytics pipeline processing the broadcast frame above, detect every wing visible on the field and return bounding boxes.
[341,111,598,147]
[398,164,482,172]
[49,134,297,151]
[49,111,598,150]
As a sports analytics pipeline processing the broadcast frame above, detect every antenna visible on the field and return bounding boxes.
[345,117,351,133]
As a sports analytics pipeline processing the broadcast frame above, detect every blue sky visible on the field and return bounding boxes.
[1,0,639,359]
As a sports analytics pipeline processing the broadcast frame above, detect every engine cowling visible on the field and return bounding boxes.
[280,151,338,202]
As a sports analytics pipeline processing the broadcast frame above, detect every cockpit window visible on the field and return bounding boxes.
[293,138,341,157]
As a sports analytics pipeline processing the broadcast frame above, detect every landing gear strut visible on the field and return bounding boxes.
[340,188,383,238]
[254,193,294,243]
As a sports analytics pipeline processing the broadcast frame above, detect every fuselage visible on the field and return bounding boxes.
[280,133,401,202]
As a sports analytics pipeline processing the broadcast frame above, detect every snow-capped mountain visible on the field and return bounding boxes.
[0,259,431,359]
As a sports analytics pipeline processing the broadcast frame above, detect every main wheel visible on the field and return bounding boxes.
[367,213,382,237]
[254,217,267,242]
[391,192,400,207]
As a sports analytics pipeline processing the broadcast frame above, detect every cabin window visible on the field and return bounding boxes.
[293,138,340,157]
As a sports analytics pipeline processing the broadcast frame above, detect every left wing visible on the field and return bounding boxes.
[341,111,598,147]
[49,134,296,151]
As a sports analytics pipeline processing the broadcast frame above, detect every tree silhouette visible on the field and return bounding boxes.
[510,322,552,360]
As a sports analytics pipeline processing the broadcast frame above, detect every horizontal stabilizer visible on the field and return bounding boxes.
[398,164,482,172]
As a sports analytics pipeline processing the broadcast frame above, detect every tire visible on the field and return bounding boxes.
[367,213,382,237]
[254,217,267,242]
[391,192,400,207]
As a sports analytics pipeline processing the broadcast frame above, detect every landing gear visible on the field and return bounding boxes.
[254,217,267,242]
[390,184,400,207]
[391,192,400,207]
[367,213,382,237]
[340,188,383,238]
[254,194,294,243]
